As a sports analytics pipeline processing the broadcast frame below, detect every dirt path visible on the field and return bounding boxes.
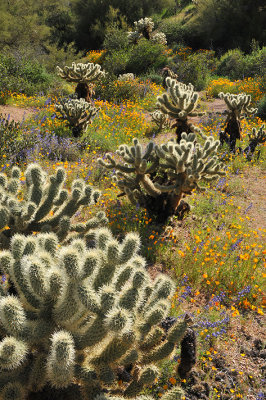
[0,105,36,123]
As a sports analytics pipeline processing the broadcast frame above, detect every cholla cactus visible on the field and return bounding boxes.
[161,67,178,89]
[134,17,154,40]
[151,32,167,45]
[156,77,205,142]
[118,73,135,81]
[56,62,105,102]
[128,17,166,45]
[55,97,99,137]
[218,92,258,152]
[150,110,170,131]
[0,229,187,399]
[127,30,142,44]
[0,163,106,249]
[244,124,266,159]
[98,133,225,221]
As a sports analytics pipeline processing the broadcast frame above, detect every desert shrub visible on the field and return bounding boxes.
[139,69,163,85]
[102,49,130,75]
[0,51,53,96]
[103,26,129,51]
[0,114,22,161]
[159,18,186,46]
[217,46,266,80]
[217,49,248,80]
[245,45,266,77]
[176,50,217,90]
[257,95,266,121]
[126,39,168,75]
[94,74,151,103]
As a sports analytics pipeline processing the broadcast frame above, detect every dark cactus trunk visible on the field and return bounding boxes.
[144,192,183,223]
[173,119,192,143]
[75,82,93,102]
[224,115,241,153]
[142,27,152,40]
[28,385,82,400]
[178,328,197,378]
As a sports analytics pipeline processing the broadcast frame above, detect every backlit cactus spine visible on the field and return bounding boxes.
[0,229,187,399]
[0,163,106,249]
[98,133,225,221]
[55,97,99,137]
[156,77,204,142]
[56,62,105,102]
[218,92,258,152]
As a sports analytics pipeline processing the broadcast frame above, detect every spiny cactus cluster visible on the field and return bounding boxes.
[0,163,106,249]
[128,18,167,45]
[0,228,187,399]
[161,68,178,89]
[151,32,167,45]
[118,73,135,81]
[57,62,105,85]
[156,77,204,142]
[150,110,170,131]
[57,62,105,102]
[218,92,258,152]
[244,124,266,159]
[93,387,184,400]
[55,97,99,137]
[98,132,225,221]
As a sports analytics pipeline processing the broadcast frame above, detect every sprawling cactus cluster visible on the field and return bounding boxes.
[57,62,105,102]
[218,92,258,152]
[0,228,187,399]
[98,132,225,221]
[150,110,170,131]
[156,78,204,142]
[244,124,266,159]
[118,73,135,81]
[0,163,106,249]
[128,18,167,45]
[55,97,99,137]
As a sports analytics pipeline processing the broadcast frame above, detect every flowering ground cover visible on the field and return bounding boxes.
[0,79,265,400]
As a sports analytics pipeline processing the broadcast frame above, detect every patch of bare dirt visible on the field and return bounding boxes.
[226,167,266,231]
[0,105,36,123]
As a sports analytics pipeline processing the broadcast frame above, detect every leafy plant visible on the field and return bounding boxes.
[126,40,168,75]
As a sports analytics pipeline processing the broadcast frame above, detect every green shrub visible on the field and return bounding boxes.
[246,46,266,77]
[159,18,186,46]
[94,74,151,103]
[217,49,248,80]
[139,69,163,85]
[0,114,22,161]
[257,95,266,121]
[217,46,266,80]
[0,52,53,95]
[176,50,217,90]
[102,49,130,75]
[126,39,168,75]
[103,27,129,51]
